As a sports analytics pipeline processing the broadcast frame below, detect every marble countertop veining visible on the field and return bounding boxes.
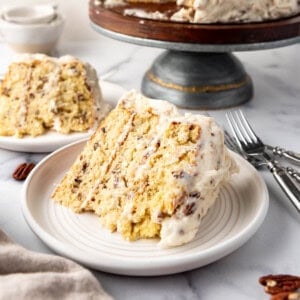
[0,37,299,300]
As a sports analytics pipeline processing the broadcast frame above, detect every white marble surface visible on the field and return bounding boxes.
[0,37,299,300]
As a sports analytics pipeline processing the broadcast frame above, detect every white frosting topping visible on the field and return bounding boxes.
[83,60,103,117]
[159,114,236,247]
[170,7,194,22]
[176,0,300,23]
[124,8,168,20]
[53,117,62,131]
[104,0,126,8]
[104,0,299,23]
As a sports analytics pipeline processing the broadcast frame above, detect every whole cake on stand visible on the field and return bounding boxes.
[90,0,300,109]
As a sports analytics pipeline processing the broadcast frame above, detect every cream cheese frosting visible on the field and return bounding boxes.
[124,8,168,20]
[178,0,300,23]
[102,0,300,23]
[159,114,236,247]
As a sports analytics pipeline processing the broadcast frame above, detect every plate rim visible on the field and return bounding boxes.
[21,139,269,276]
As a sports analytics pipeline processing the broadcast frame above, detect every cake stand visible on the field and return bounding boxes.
[89,2,300,109]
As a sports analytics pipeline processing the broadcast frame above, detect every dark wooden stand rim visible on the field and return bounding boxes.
[89,2,300,45]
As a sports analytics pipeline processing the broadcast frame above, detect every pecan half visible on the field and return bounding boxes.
[93,142,99,151]
[259,275,300,295]
[2,87,10,97]
[189,191,201,198]
[172,170,186,179]
[183,202,196,216]
[82,162,88,172]
[12,163,35,181]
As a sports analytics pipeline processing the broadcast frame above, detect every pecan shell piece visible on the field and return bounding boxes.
[12,163,35,181]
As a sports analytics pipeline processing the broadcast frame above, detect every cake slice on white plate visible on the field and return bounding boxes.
[0,54,104,137]
[52,90,238,248]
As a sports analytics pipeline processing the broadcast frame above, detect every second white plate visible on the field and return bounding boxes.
[22,140,269,276]
[0,81,126,153]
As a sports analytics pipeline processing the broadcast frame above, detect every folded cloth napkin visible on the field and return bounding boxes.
[0,229,113,300]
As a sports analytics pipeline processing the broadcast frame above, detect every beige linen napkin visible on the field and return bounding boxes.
[0,229,113,300]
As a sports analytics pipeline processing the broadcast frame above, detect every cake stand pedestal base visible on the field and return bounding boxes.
[142,51,253,109]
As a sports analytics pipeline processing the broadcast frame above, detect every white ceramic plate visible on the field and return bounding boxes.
[0,81,126,153]
[22,140,269,276]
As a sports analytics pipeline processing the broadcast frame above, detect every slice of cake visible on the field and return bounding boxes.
[52,90,237,248]
[0,54,103,137]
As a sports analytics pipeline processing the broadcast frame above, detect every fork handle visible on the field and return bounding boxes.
[270,146,300,165]
[267,161,300,213]
[286,167,300,184]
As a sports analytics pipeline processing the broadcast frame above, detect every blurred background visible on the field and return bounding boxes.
[0,0,99,40]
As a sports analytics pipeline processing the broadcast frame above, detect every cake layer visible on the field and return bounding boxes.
[52,90,237,248]
[0,54,102,137]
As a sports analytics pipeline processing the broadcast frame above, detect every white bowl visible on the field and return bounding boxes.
[0,13,64,54]
[3,5,56,25]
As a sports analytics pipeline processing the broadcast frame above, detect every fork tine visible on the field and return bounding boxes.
[224,130,237,149]
[233,110,253,144]
[224,129,232,142]
[238,110,260,143]
[226,112,239,144]
[226,112,248,148]
[224,131,243,155]
[224,134,234,150]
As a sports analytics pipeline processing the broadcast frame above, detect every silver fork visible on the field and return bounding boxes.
[224,129,300,183]
[224,130,265,169]
[204,112,300,180]
[226,110,300,213]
